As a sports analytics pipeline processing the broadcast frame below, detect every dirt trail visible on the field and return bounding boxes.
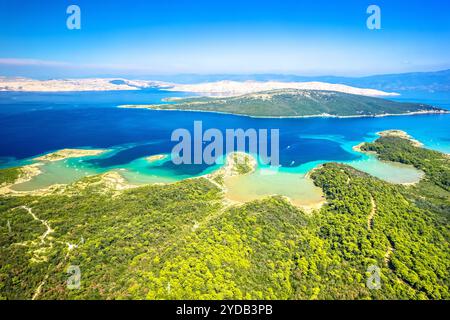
[384,237,395,266]
[365,197,396,274]
[364,196,396,267]
[19,205,54,244]
[32,274,49,300]
[367,195,376,230]
[13,206,55,300]
[384,245,394,265]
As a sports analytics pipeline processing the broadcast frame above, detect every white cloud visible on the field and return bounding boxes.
[0,58,70,67]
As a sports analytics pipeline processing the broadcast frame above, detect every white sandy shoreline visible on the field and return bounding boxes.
[33,148,108,162]
[118,105,450,119]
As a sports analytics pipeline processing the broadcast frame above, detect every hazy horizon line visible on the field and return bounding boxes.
[1,67,449,82]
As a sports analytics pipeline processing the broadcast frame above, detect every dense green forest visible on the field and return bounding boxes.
[0,134,448,300]
[123,89,446,117]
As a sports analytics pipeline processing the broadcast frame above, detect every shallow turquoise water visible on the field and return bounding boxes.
[1,90,448,194]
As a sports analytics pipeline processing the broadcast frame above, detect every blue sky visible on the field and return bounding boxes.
[1,0,450,77]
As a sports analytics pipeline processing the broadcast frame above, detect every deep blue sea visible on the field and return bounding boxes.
[0,89,449,183]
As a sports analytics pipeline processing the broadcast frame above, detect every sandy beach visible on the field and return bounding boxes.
[145,154,168,163]
[33,148,108,162]
[0,163,43,195]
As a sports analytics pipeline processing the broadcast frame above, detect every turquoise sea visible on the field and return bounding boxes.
[0,89,449,205]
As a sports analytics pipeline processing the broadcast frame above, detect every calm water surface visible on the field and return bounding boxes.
[1,90,448,204]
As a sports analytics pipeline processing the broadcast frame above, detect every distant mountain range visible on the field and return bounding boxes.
[1,69,449,94]
[164,80,399,97]
[138,69,450,93]
[122,89,447,118]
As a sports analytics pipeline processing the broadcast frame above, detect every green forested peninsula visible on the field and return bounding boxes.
[122,89,447,117]
[0,132,448,300]
[0,167,20,186]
